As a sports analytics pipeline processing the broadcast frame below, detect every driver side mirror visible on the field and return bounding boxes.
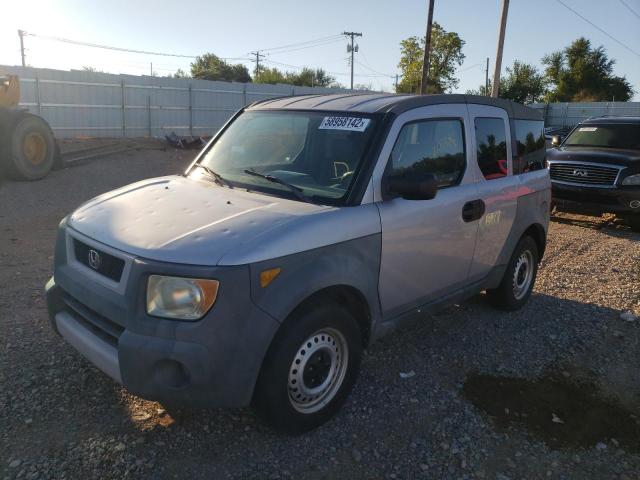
[551,135,562,147]
[385,172,438,201]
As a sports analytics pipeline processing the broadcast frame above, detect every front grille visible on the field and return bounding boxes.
[73,239,125,282]
[63,294,124,347]
[549,163,620,187]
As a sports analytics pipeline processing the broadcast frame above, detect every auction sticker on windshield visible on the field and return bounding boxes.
[319,116,371,132]
[579,127,598,132]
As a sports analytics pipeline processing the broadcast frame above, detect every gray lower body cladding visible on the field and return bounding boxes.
[46,224,281,408]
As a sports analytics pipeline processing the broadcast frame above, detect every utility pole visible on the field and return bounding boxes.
[485,57,489,96]
[395,74,399,92]
[343,31,362,90]
[420,0,435,94]
[18,30,26,67]
[491,0,509,98]
[150,62,153,76]
[250,50,264,78]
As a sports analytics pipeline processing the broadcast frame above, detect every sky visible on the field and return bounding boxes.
[1,0,639,99]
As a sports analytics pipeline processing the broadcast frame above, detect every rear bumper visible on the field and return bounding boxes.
[551,182,640,215]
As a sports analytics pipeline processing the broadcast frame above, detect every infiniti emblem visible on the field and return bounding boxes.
[88,249,102,270]
[572,169,589,177]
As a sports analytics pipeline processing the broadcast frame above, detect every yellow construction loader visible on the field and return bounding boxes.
[0,74,59,180]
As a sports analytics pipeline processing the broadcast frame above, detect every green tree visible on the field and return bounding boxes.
[173,68,190,79]
[254,67,287,84]
[466,61,545,104]
[190,53,252,83]
[255,67,336,87]
[465,79,492,97]
[286,68,335,87]
[542,38,633,102]
[500,61,546,103]
[396,23,465,94]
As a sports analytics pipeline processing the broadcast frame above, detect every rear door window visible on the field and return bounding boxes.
[513,120,545,173]
[475,117,508,180]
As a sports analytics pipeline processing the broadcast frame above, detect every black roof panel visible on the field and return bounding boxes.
[247,93,542,120]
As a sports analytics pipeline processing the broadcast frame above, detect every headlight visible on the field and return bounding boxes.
[622,173,640,186]
[146,275,219,320]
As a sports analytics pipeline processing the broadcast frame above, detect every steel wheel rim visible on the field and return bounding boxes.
[23,132,47,166]
[513,250,534,300]
[288,327,349,414]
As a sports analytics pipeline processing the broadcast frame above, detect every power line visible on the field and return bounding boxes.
[260,35,345,53]
[457,62,484,73]
[262,58,349,76]
[618,0,640,20]
[555,0,640,57]
[358,51,396,78]
[21,30,250,61]
[262,37,345,56]
[354,60,395,78]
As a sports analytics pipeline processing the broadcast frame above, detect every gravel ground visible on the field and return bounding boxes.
[1,146,639,480]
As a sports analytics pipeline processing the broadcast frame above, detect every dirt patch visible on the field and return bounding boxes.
[462,373,640,452]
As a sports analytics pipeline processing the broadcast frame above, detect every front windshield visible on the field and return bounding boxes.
[564,123,640,150]
[195,110,377,203]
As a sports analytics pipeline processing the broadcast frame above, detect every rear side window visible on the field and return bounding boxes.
[389,119,466,188]
[513,120,545,173]
[475,117,508,180]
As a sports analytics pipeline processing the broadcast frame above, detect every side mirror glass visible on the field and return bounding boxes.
[551,135,561,147]
[386,172,438,201]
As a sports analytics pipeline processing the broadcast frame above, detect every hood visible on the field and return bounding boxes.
[68,175,330,266]
[69,175,382,266]
[547,146,640,167]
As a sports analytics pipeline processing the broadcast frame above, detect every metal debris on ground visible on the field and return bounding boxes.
[165,132,209,150]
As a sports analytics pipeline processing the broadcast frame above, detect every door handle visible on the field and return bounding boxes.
[462,199,486,222]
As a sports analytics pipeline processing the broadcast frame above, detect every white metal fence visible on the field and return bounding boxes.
[1,65,351,138]
[530,101,640,128]
[5,65,637,136]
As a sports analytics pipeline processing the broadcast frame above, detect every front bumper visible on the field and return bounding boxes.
[551,182,640,215]
[46,230,281,408]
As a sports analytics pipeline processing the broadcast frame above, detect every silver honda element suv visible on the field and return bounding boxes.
[46,94,550,432]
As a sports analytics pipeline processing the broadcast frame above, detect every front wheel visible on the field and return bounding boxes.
[622,214,640,232]
[486,236,539,311]
[253,303,362,434]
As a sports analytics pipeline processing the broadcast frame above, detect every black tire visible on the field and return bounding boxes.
[3,112,57,180]
[486,236,539,311]
[253,303,362,434]
[623,215,640,232]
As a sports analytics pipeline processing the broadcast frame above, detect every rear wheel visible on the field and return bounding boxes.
[253,303,362,433]
[486,236,539,311]
[3,112,57,180]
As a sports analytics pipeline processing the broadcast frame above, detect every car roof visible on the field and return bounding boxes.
[581,116,640,125]
[247,93,542,120]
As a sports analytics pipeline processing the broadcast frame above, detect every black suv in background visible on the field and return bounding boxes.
[547,116,640,230]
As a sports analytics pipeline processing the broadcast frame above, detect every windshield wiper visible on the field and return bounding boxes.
[194,163,233,188]
[243,169,314,204]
